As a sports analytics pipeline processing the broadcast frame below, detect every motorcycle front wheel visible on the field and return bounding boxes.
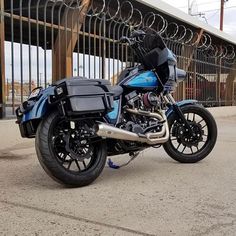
[163,104,217,163]
[35,111,107,187]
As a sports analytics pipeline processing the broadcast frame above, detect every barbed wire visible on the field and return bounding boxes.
[60,0,235,62]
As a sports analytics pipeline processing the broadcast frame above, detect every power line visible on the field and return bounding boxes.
[202,6,236,12]
[178,0,221,8]
[207,10,220,19]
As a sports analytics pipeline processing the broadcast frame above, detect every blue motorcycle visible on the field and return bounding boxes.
[16,30,217,187]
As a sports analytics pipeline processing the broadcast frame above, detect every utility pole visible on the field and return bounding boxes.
[220,0,224,30]
[220,0,228,31]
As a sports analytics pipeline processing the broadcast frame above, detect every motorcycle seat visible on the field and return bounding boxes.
[111,85,123,98]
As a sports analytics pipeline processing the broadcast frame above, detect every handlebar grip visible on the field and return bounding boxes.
[130,30,146,39]
[119,36,130,44]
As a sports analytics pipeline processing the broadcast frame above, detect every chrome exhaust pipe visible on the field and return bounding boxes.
[126,108,170,144]
[96,110,170,145]
[96,123,144,142]
[146,120,169,144]
[126,108,164,121]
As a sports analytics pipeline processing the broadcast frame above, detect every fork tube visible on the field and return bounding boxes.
[165,93,176,105]
[165,93,192,131]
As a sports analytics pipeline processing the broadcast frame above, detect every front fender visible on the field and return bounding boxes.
[22,86,55,123]
[166,99,198,118]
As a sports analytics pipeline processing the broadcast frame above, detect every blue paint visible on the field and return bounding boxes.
[166,99,198,118]
[125,71,158,88]
[176,99,198,107]
[106,99,120,124]
[22,87,54,123]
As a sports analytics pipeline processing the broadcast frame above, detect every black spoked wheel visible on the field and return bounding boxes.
[36,111,107,187]
[163,104,217,163]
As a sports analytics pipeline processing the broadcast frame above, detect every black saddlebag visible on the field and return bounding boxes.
[50,77,114,115]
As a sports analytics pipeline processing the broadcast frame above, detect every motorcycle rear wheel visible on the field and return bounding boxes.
[35,111,107,187]
[163,104,217,163]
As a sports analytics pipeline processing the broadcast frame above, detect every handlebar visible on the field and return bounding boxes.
[130,30,146,39]
[119,30,146,45]
[119,36,131,44]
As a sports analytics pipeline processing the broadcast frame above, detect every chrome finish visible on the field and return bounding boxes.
[126,108,165,122]
[97,123,142,142]
[96,109,169,145]
[164,93,176,105]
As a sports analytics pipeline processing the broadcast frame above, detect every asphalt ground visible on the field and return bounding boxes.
[0,114,236,236]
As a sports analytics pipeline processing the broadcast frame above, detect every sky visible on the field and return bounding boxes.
[4,42,123,85]
[164,0,236,38]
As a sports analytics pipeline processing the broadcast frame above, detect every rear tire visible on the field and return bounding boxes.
[163,104,217,163]
[35,111,107,187]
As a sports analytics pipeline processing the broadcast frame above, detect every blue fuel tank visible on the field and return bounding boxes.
[124,71,158,89]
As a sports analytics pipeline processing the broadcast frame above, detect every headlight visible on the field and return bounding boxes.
[28,87,42,100]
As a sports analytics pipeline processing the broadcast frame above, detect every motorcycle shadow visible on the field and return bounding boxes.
[100,154,177,183]
[8,153,203,190]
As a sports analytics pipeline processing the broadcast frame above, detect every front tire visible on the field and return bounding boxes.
[35,111,107,187]
[163,104,217,163]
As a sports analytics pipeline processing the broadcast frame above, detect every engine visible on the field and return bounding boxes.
[111,90,164,153]
[122,91,163,134]
[125,90,161,111]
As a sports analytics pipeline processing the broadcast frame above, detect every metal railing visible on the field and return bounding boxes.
[0,0,236,118]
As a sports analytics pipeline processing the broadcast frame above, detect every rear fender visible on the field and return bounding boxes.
[17,87,55,138]
[22,87,55,122]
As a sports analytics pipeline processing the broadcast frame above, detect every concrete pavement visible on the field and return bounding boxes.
[0,107,236,235]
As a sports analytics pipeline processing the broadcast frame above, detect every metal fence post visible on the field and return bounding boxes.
[0,0,5,118]
[102,15,106,79]
[216,58,221,106]
[233,80,235,105]
[225,61,236,106]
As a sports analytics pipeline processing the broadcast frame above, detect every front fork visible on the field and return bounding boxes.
[163,93,193,133]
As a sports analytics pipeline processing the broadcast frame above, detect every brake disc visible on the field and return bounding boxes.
[174,122,204,147]
[62,131,94,162]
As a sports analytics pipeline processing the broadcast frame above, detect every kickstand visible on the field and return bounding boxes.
[107,152,140,169]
